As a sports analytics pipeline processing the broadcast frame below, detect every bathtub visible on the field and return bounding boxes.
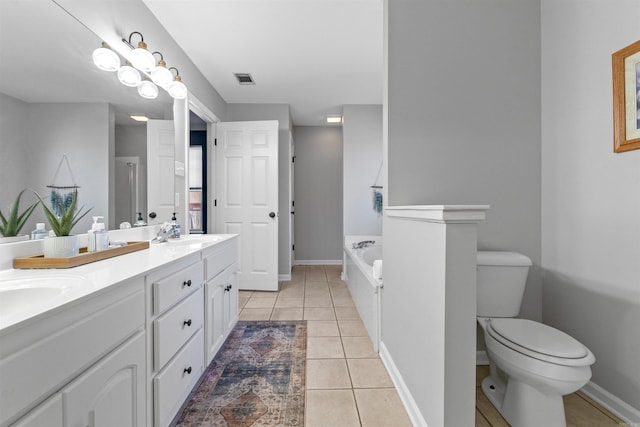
[343,236,383,352]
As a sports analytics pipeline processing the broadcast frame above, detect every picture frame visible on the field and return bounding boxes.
[612,40,640,153]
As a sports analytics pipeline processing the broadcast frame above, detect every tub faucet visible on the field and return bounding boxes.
[352,240,375,249]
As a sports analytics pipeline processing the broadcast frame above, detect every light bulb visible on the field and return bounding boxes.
[117,63,141,87]
[129,41,155,72]
[151,61,173,88]
[168,77,187,99]
[137,80,158,99]
[92,43,120,71]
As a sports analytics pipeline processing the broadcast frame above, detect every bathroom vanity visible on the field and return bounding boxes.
[0,234,238,427]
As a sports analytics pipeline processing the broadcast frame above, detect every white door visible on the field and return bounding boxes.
[147,120,175,225]
[215,121,279,291]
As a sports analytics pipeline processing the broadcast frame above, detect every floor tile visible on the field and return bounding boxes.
[306,320,340,337]
[275,297,304,308]
[304,307,336,321]
[244,297,277,309]
[238,296,250,310]
[304,296,333,307]
[338,320,368,336]
[304,288,331,298]
[330,287,352,298]
[278,285,305,298]
[250,291,278,298]
[307,337,345,359]
[355,388,413,427]
[306,359,352,389]
[564,393,621,427]
[342,336,378,358]
[347,358,393,388]
[270,308,303,320]
[238,308,272,321]
[331,297,355,307]
[335,306,361,320]
[305,390,360,427]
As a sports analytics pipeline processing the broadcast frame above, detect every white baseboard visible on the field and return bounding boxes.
[476,350,489,365]
[293,259,342,265]
[278,274,291,281]
[581,381,640,426]
[379,341,428,427]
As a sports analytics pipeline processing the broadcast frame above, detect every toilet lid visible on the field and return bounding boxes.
[488,318,588,359]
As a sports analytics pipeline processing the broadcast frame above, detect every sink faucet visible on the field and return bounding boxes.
[352,240,375,249]
[152,222,180,243]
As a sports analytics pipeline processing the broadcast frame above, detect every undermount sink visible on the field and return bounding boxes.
[0,276,86,321]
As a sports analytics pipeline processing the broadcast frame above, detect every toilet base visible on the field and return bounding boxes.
[481,376,567,427]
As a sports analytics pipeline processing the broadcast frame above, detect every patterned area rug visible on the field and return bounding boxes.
[173,321,306,427]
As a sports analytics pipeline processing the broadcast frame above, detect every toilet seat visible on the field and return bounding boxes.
[486,318,595,366]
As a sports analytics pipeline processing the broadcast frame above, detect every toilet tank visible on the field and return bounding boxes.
[477,251,532,317]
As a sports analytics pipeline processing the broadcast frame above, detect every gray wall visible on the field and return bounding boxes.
[226,104,292,276]
[386,0,542,321]
[342,105,383,237]
[293,126,343,262]
[0,96,111,235]
[541,0,640,413]
[0,93,30,216]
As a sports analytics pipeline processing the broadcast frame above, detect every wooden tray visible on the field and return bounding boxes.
[14,241,150,269]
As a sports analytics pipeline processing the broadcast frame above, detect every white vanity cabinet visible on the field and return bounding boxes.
[145,253,205,427]
[1,278,146,427]
[203,238,238,364]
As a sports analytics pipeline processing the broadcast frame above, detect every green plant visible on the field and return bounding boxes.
[34,189,92,236]
[0,189,39,237]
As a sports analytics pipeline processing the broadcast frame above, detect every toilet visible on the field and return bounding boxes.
[477,251,595,427]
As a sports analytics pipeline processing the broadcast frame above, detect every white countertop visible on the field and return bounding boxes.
[0,234,236,333]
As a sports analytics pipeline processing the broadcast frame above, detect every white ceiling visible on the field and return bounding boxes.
[142,0,384,126]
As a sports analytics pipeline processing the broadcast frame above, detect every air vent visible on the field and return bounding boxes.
[234,73,255,85]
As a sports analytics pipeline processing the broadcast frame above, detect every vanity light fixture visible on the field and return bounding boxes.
[92,42,120,72]
[117,61,142,87]
[150,52,173,88]
[167,67,188,99]
[326,115,343,124]
[124,32,155,72]
[137,78,159,99]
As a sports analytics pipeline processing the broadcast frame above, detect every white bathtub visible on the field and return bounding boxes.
[343,236,383,352]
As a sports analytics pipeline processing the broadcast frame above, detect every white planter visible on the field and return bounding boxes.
[43,235,80,258]
[0,235,29,244]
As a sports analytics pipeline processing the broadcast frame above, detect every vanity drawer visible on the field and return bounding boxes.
[153,329,204,427]
[203,239,237,281]
[153,288,203,370]
[152,261,203,314]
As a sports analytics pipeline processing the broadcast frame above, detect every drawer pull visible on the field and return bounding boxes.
[183,319,192,327]
[183,279,192,288]
[184,366,192,375]
[225,284,232,292]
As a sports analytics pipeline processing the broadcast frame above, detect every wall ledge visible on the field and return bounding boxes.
[385,205,490,223]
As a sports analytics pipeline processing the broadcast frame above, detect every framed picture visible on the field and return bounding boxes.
[612,40,640,153]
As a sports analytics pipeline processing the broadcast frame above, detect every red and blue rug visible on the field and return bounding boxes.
[173,321,306,427]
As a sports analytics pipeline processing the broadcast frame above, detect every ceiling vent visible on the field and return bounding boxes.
[234,73,255,85]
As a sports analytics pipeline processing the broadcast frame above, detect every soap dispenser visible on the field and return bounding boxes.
[88,216,109,252]
[133,212,147,227]
[30,223,48,240]
[170,212,181,239]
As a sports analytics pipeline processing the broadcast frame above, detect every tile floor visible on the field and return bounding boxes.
[239,265,628,427]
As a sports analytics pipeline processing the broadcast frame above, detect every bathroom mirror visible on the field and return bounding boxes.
[0,0,174,237]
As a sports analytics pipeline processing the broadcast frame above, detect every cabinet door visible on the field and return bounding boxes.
[62,331,146,427]
[223,266,238,332]
[205,279,226,364]
[12,394,63,427]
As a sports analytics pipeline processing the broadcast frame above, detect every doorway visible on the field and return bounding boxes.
[189,112,207,233]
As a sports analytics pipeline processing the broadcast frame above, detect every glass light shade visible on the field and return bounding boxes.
[117,64,141,87]
[92,47,120,71]
[137,80,158,99]
[129,46,155,72]
[151,65,173,88]
[168,79,188,99]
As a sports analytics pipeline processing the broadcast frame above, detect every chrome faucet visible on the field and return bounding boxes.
[152,222,180,243]
[352,240,375,249]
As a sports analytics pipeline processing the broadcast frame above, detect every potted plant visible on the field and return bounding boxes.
[0,189,39,243]
[34,189,92,257]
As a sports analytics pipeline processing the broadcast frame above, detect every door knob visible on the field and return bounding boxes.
[149,212,157,219]
[269,212,276,218]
